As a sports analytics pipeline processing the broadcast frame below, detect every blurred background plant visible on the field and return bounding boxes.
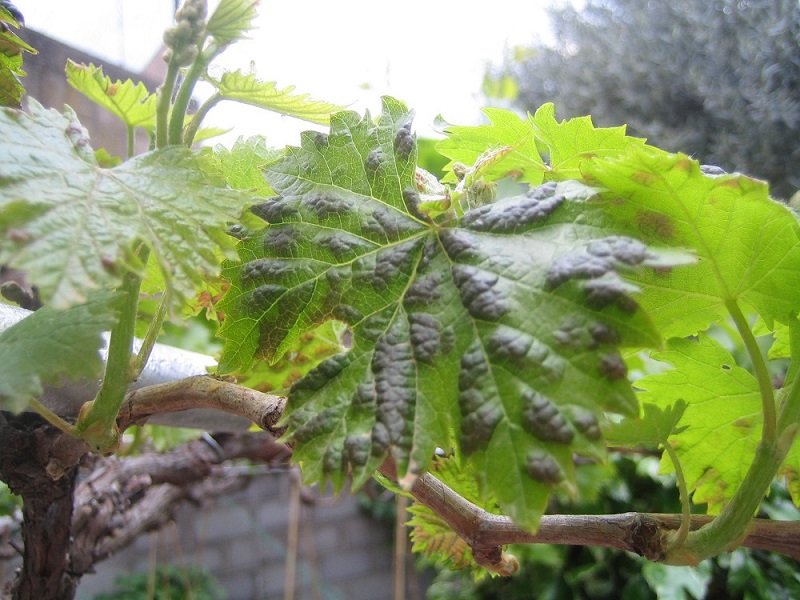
[490,0,800,200]
[91,565,225,600]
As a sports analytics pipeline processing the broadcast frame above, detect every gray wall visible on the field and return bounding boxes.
[75,472,402,600]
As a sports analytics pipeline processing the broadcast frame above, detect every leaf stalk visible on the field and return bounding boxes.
[183,92,222,147]
[76,247,150,453]
[663,442,690,552]
[726,298,776,443]
[168,42,219,146]
[130,286,171,381]
[156,60,179,148]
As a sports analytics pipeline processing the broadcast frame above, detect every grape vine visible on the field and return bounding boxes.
[0,0,799,583]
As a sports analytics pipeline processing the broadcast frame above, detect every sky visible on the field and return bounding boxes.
[20,0,560,146]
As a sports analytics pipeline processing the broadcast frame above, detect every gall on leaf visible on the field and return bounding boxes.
[217,97,687,529]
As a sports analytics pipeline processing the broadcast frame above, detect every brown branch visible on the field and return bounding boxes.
[70,432,293,576]
[116,375,287,435]
[108,376,800,571]
[378,457,800,572]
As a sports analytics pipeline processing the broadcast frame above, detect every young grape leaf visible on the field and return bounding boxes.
[0,48,23,107]
[0,100,250,308]
[409,504,479,572]
[218,97,680,528]
[207,70,344,125]
[585,147,800,338]
[604,399,688,447]
[205,0,259,46]
[208,136,283,196]
[65,61,156,131]
[436,109,544,185]
[436,104,647,185]
[0,291,121,412]
[636,334,800,513]
[0,3,35,108]
[408,455,498,577]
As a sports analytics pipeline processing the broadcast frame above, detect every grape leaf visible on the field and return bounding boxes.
[207,70,344,125]
[0,3,35,108]
[65,61,156,131]
[0,100,250,308]
[436,104,647,185]
[585,147,800,338]
[0,292,121,412]
[209,136,282,196]
[605,400,688,447]
[231,321,349,394]
[218,97,680,528]
[635,334,798,513]
[436,108,544,185]
[205,0,259,46]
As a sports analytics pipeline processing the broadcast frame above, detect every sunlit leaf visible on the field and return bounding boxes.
[217,97,681,528]
[0,101,250,308]
[436,103,647,185]
[634,335,798,513]
[65,61,156,131]
[605,399,688,447]
[586,148,800,338]
[208,69,345,125]
[206,0,260,46]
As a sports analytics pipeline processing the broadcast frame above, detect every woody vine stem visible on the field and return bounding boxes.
[104,374,800,569]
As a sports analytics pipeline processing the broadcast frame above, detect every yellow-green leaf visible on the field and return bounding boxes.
[208,69,344,125]
[66,60,156,131]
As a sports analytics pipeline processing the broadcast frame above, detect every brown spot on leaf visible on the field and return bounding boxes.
[632,171,658,185]
[635,211,675,240]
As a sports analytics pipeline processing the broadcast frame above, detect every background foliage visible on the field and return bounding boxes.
[497,0,800,200]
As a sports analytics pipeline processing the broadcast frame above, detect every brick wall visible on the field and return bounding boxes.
[22,28,162,157]
[74,472,410,600]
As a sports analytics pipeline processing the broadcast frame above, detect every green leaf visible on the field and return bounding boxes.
[0,101,250,308]
[208,70,344,125]
[585,147,800,337]
[209,136,282,195]
[605,400,688,447]
[0,292,121,412]
[218,97,679,528]
[0,49,23,106]
[530,103,648,181]
[636,335,777,512]
[205,0,259,46]
[437,108,544,185]
[408,455,499,577]
[0,5,36,108]
[65,61,156,131]
[231,320,349,393]
[436,103,647,185]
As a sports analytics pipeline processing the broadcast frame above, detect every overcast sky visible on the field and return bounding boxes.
[21,0,560,145]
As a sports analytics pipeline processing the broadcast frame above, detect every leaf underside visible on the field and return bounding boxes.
[0,100,250,308]
[636,335,770,513]
[218,97,675,528]
[0,292,121,412]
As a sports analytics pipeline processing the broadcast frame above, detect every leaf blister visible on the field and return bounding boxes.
[461,182,565,233]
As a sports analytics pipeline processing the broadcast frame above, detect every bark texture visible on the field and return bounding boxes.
[0,409,292,600]
[0,413,84,600]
